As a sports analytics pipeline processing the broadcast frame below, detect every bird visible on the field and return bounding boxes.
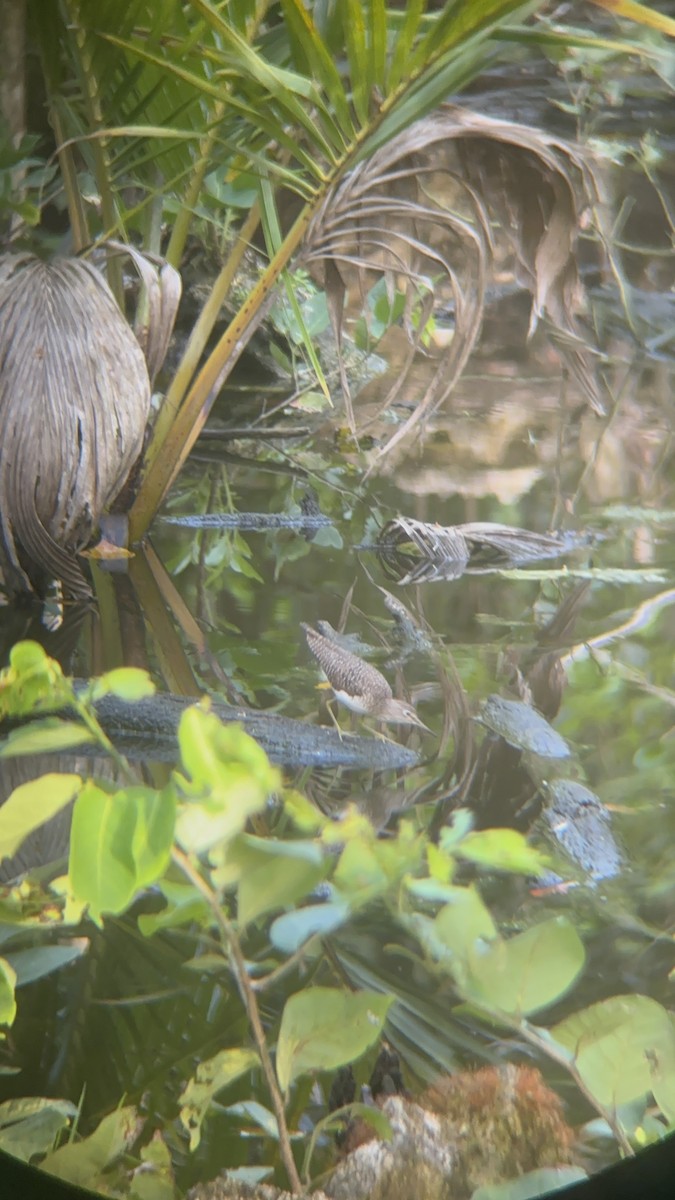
[301,622,430,732]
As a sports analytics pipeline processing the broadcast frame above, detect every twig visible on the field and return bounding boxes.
[171,848,303,1193]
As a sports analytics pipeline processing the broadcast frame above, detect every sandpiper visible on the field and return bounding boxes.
[301,622,430,731]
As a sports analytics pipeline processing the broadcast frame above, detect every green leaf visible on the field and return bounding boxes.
[0,641,69,716]
[41,1106,142,1186]
[69,783,175,925]
[0,1106,75,1163]
[89,668,156,702]
[232,836,327,926]
[270,900,350,953]
[457,829,549,875]
[471,1166,588,1200]
[276,987,393,1091]
[0,1097,77,1130]
[432,886,499,960]
[0,720,95,757]
[333,839,389,903]
[175,710,280,854]
[6,942,88,987]
[179,1048,259,1151]
[137,880,210,937]
[0,957,16,1025]
[550,995,675,1110]
[0,774,81,861]
[464,917,586,1017]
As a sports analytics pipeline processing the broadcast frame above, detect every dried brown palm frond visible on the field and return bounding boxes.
[303,104,604,460]
[0,250,180,597]
[376,516,586,585]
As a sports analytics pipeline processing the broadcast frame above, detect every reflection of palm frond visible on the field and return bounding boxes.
[376,516,586,584]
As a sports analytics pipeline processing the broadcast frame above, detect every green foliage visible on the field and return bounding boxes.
[276,987,393,1091]
[0,957,17,1025]
[179,1047,260,1151]
[0,774,81,860]
[550,995,675,1113]
[69,783,176,926]
[175,706,280,853]
[40,1105,142,1187]
[0,1098,78,1163]
[2,636,675,1188]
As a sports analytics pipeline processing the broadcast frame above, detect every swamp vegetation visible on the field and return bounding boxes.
[1,2,675,1198]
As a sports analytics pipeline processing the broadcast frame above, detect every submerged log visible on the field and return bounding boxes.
[1,686,420,773]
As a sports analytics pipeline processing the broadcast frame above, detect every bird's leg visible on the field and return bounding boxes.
[364,720,399,745]
[327,699,345,741]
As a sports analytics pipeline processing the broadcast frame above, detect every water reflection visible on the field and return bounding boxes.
[1,310,675,1174]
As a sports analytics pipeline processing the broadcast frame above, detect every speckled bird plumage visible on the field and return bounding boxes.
[301,623,429,730]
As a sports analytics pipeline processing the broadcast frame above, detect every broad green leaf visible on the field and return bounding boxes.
[649,1015,675,1123]
[233,836,327,926]
[283,789,327,832]
[131,786,177,887]
[137,880,210,937]
[333,839,394,903]
[464,917,585,1017]
[471,1166,588,1200]
[433,886,499,959]
[0,957,16,1025]
[276,987,393,1091]
[179,1048,259,1151]
[0,775,81,861]
[89,668,156,702]
[550,995,675,1110]
[0,1097,77,1129]
[457,829,549,875]
[270,900,350,953]
[175,710,279,854]
[69,784,175,925]
[0,720,95,757]
[6,942,88,987]
[0,1107,74,1163]
[41,1106,142,1185]
[0,641,69,716]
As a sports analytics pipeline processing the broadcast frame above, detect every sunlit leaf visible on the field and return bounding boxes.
[179,1047,259,1151]
[175,709,279,854]
[69,783,175,925]
[0,720,95,757]
[465,917,585,1017]
[550,995,675,1109]
[436,886,499,951]
[457,829,549,875]
[137,879,210,937]
[276,987,393,1090]
[232,836,327,926]
[41,1106,142,1186]
[0,957,16,1025]
[88,667,156,702]
[0,642,69,716]
[0,774,81,861]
